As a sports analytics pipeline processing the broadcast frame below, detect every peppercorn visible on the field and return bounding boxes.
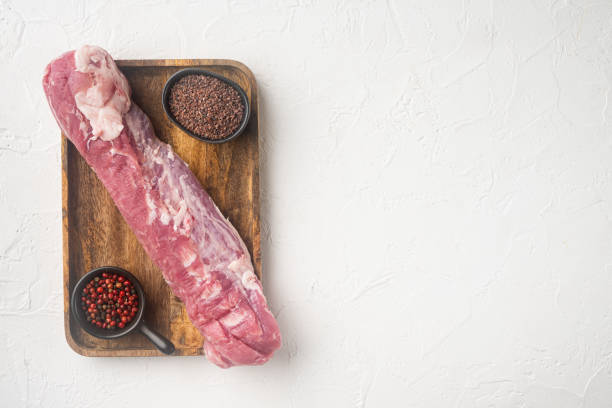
[80,272,139,331]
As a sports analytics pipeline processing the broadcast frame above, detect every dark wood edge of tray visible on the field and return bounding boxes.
[62,58,260,357]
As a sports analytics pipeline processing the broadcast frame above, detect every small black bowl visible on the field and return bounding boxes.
[162,68,251,144]
[70,266,175,355]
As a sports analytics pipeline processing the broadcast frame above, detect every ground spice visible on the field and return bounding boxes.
[168,74,245,140]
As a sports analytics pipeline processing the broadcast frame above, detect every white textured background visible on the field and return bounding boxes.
[2,0,612,406]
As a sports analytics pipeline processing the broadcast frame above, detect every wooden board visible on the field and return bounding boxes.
[62,59,260,356]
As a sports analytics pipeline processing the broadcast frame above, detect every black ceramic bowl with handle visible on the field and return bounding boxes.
[70,266,175,355]
[161,68,251,144]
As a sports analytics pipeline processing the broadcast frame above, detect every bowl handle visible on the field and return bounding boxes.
[139,322,175,355]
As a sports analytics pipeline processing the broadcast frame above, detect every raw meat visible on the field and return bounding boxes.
[43,45,281,367]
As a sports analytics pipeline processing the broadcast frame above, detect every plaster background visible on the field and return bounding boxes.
[2,0,612,406]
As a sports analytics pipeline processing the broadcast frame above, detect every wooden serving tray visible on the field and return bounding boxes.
[62,59,260,356]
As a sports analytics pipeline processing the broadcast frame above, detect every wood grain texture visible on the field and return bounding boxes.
[62,59,260,357]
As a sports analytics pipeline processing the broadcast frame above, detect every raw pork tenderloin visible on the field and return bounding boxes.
[43,45,281,367]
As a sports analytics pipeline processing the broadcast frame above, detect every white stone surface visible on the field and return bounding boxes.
[2,0,612,406]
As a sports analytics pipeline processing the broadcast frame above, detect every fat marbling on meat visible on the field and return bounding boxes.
[43,45,281,367]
